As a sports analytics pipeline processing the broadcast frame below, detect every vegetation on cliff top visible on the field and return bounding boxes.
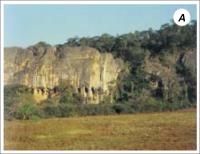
[4,20,197,120]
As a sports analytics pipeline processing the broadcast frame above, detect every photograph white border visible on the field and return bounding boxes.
[1,1,199,153]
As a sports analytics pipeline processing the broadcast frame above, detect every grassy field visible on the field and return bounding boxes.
[4,108,196,150]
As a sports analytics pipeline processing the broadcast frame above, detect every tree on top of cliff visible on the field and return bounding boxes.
[28,41,52,49]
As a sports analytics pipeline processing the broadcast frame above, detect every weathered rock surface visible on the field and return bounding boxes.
[143,50,196,103]
[4,46,125,103]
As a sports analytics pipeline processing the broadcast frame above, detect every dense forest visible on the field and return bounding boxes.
[5,20,197,120]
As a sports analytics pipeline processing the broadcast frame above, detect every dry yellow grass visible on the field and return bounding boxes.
[4,108,196,150]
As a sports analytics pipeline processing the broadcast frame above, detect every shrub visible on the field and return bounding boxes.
[59,90,74,104]
[4,85,40,120]
[16,102,39,120]
[59,89,83,104]
[113,103,133,114]
[43,105,61,118]
[99,103,115,115]
[58,104,78,117]
[130,94,162,112]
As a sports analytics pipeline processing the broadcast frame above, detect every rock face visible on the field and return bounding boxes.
[142,50,196,103]
[4,46,125,103]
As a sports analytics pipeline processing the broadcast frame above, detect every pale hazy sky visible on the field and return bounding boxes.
[4,4,197,47]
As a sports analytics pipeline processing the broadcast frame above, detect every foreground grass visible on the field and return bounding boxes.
[4,108,196,150]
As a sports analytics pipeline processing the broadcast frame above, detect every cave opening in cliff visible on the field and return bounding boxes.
[91,87,95,95]
[85,87,89,93]
[41,88,45,95]
[53,87,59,93]
[31,88,34,94]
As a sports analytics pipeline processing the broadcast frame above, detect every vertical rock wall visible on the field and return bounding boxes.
[4,46,125,103]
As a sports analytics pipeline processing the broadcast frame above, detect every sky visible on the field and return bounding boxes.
[4,4,197,47]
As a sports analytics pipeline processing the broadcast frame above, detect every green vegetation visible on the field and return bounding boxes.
[4,85,40,120]
[4,84,195,120]
[4,109,196,150]
[4,21,197,120]
[62,20,196,107]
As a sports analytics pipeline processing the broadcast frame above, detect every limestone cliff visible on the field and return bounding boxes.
[142,50,196,103]
[4,46,125,103]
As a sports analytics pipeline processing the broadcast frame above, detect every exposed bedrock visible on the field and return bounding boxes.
[4,46,125,103]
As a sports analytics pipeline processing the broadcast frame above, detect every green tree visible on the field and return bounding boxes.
[16,102,39,120]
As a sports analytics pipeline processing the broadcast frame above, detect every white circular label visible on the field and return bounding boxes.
[173,8,191,26]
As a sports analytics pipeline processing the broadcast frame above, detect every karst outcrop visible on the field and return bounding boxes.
[4,45,125,103]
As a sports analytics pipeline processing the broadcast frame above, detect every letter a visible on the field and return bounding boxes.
[178,14,185,22]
